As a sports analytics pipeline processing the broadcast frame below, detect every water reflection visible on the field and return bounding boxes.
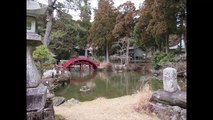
[55,71,146,101]
[55,71,186,102]
[69,71,97,85]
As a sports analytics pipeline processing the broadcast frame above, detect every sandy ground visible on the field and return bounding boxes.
[54,95,160,120]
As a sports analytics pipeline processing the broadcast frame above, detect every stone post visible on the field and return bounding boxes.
[163,67,180,92]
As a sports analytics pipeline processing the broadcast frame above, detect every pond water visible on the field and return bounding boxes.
[55,71,186,102]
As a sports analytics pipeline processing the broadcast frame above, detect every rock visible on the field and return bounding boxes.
[163,67,180,92]
[180,109,186,120]
[43,69,65,79]
[67,98,80,105]
[52,97,65,106]
[173,106,181,113]
[153,73,158,77]
[149,103,186,120]
[62,70,71,79]
[47,93,55,99]
[80,86,91,92]
[151,89,186,108]
[43,69,57,78]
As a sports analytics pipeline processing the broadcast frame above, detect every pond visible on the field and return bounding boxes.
[55,71,186,102]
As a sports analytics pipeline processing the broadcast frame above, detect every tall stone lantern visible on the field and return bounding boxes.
[27,0,54,119]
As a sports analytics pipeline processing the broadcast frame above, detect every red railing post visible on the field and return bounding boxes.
[69,65,72,80]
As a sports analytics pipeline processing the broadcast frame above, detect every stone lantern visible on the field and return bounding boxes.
[27,0,55,119]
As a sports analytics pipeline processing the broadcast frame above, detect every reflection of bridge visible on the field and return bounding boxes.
[70,72,97,85]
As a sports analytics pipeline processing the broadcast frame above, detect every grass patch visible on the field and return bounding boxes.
[133,83,154,115]
[148,79,163,91]
[55,114,66,120]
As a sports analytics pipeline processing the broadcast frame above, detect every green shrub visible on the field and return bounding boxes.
[158,52,175,65]
[151,51,175,70]
[33,45,56,77]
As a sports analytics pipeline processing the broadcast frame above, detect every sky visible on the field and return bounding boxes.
[37,0,144,21]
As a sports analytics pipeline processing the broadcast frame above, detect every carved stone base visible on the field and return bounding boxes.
[27,84,47,111]
[27,100,55,120]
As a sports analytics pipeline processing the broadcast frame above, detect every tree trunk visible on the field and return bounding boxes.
[161,40,164,52]
[155,39,160,52]
[120,58,122,65]
[158,40,161,52]
[183,24,187,54]
[105,39,109,63]
[183,35,187,55]
[179,34,182,53]
[179,11,184,53]
[165,35,169,53]
[125,36,130,65]
[43,0,57,47]
[151,89,186,108]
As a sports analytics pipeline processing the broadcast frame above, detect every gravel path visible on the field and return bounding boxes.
[54,95,159,120]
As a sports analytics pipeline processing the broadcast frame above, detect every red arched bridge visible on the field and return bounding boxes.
[55,57,99,73]
[64,57,99,69]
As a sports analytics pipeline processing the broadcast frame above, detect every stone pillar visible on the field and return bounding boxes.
[27,1,55,119]
[163,67,180,92]
[27,46,41,87]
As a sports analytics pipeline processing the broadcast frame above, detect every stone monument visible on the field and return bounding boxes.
[163,67,180,92]
[27,0,55,119]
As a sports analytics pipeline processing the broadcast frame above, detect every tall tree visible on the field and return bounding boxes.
[80,0,91,22]
[49,10,88,60]
[112,1,137,65]
[88,0,117,63]
[175,0,187,53]
[43,0,57,47]
[133,0,155,52]
[64,0,92,57]
[134,0,186,53]
[43,0,92,60]
[65,0,92,22]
